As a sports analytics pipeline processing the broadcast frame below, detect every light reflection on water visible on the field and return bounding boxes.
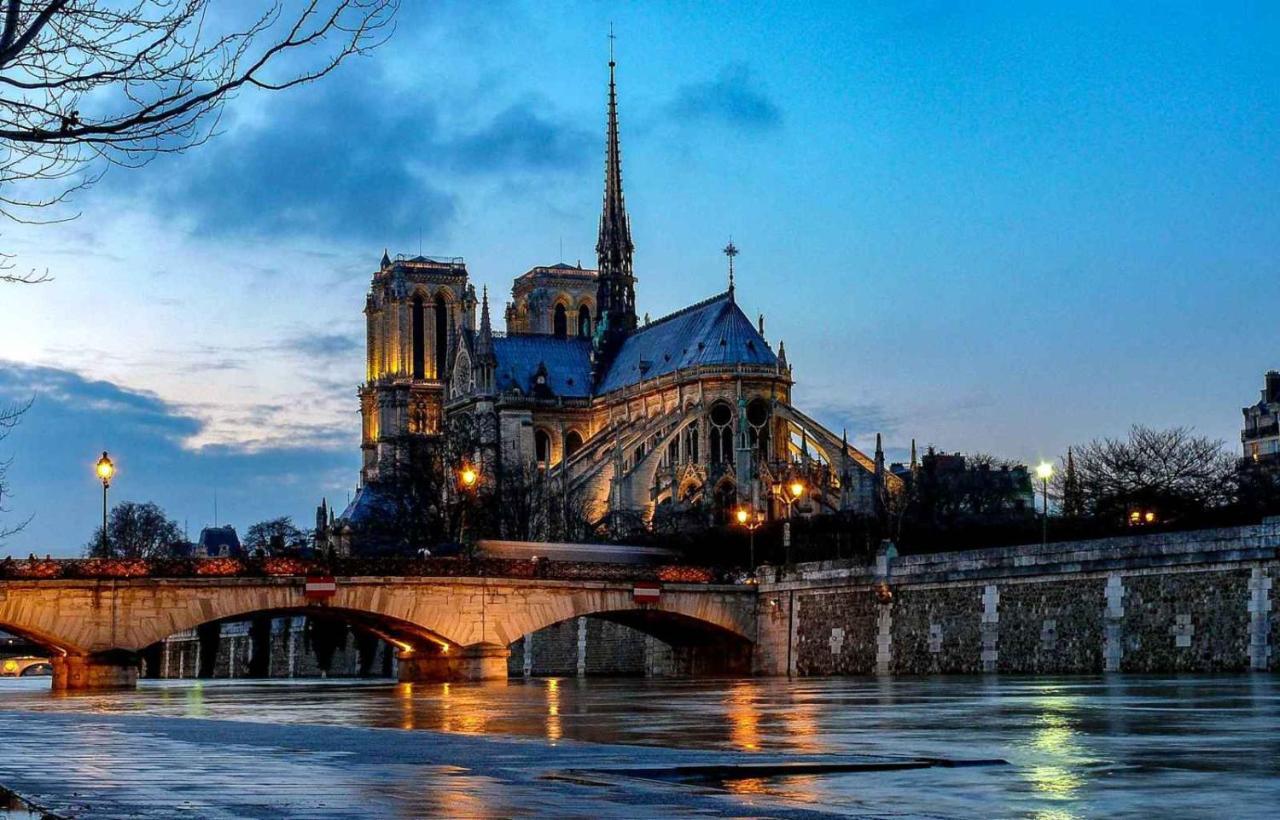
[2,674,1278,817]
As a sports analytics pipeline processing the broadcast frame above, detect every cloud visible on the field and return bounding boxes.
[666,64,782,133]
[801,396,902,439]
[0,362,356,555]
[282,332,361,359]
[98,60,592,243]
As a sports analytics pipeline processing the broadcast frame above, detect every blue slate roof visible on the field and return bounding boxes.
[339,484,391,527]
[493,335,593,398]
[596,291,777,394]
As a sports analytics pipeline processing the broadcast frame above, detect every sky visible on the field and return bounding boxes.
[1,0,1278,555]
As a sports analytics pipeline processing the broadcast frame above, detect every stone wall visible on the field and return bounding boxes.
[756,519,1279,676]
[507,617,674,677]
[149,618,395,679]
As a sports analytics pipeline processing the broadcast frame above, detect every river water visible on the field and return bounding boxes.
[0,674,1276,817]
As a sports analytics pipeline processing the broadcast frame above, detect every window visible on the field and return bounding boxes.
[683,421,700,463]
[747,398,771,459]
[433,295,448,379]
[535,429,551,467]
[553,303,568,338]
[709,401,734,465]
[411,295,425,380]
[578,305,592,338]
[565,430,584,459]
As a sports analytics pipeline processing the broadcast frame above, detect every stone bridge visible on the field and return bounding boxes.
[0,575,757,690]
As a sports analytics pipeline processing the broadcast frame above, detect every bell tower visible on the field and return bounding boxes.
[359,253,475,483]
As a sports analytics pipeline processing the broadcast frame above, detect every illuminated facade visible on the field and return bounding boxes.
[348,57,887,533]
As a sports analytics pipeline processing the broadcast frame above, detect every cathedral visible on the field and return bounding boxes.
[337,57,886,543]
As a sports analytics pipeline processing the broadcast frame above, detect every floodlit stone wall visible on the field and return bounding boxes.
[757,519,1279,677]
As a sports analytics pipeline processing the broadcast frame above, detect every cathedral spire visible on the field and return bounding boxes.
[594,36,636,346]
[723,239,738,298]
[476,285,494,359]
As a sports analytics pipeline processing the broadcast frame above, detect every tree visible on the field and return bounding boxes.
[244,516,308,554]
[0,0,397,240]
[1067,425,1234,520]
[0,396,31,540]
[85,500,182,558]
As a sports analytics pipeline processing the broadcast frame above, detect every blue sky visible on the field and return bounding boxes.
[1,1,1278,554]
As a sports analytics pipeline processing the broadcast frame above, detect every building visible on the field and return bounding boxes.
[1242,370,1280,469]
[195,525,243,558]
[338,56,889,544]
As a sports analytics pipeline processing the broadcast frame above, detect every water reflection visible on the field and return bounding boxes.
[544,678,562,742]
[725,680,760,750]
[1024,691,1087,803]
[1,675,1277,818]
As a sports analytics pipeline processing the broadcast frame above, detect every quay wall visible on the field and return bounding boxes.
[754,520,1279,676]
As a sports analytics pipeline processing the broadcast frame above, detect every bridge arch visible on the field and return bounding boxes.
[0,577,757,687]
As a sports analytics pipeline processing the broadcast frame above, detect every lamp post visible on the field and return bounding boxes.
[1035,461,1054,546]
[95,451,114,555]
[777,478,806,565]
[734,505,764,572]
[457,463,479,543]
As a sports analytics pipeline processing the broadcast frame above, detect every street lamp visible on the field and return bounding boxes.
[95,451,114,555]
[733,505,764,572]
[1035,461,1054,546]
[457,463,480,543]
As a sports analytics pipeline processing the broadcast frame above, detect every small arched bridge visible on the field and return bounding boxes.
[0,562,757,689]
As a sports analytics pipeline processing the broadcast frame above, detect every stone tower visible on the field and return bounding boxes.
[358,253,475,483]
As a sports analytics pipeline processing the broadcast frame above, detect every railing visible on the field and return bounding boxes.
[0,555,731,584]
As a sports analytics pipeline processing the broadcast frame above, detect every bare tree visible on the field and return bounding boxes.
[0,0,397,237]
[1068,425,1235,519]
[244,515,309,554]
[0,396,32,540]
[85,499,183,558]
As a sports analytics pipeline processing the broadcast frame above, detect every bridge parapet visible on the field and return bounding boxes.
[0,556,729,584]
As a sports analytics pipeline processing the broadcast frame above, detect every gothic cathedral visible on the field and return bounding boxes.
[339,57,886,542]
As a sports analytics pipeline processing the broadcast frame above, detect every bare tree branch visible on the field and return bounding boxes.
[0,0,398,225]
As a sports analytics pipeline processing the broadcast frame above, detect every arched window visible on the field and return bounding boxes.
[747,398,771,459]
[683,420,700,463]
[535,429,552,467]
[411,294,425,380]
[709,401,734,465]
[553,303,568,338]
[577,305,591,338]
[564,430,584,459]
[434,295,448,379]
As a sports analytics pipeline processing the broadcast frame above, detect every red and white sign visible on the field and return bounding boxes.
[633,584,661,604]
[304,576,337,600]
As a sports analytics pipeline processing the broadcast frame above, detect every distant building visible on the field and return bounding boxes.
[1242,370,1280,469]
[196,525,243,558]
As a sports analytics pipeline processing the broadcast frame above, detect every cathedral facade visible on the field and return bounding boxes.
[341,58,885,541]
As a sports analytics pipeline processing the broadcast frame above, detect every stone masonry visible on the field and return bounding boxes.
[756,519,1280,677]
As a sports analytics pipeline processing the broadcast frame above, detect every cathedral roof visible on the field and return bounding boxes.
[492,335,593,398]
[595,291,777,394]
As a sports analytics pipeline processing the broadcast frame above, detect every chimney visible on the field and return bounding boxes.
[1267,370,1280,403]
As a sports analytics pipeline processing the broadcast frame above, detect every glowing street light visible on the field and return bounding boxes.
[95,451,114,555]
[457,463,480,543]
[1036,461,1054,545]
[733,505,764,572]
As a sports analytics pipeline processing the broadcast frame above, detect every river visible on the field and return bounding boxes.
[0,674,1276,817]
